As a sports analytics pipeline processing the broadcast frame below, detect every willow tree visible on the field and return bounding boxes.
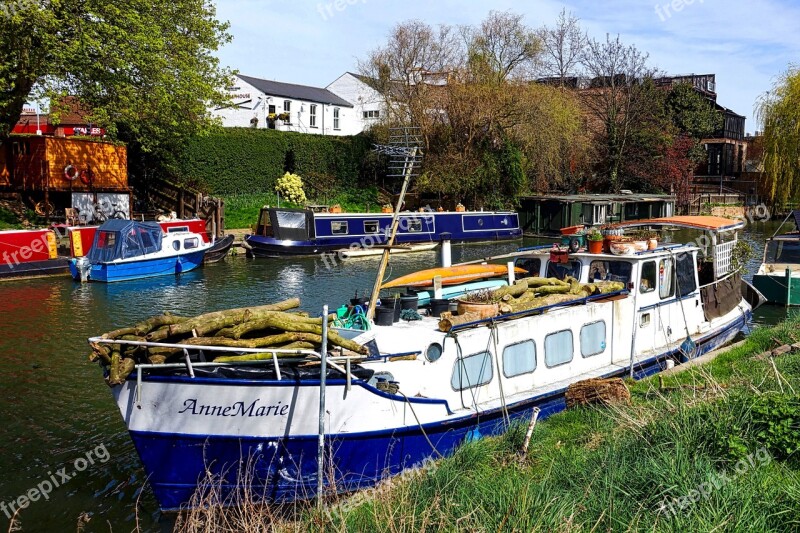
[757,67,800,206]
[0,0,232,170]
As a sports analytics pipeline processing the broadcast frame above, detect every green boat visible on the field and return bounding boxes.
[753,211,800,305]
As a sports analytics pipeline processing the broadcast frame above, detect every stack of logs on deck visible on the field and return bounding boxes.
[88,298,368,386]
[439,277,625,332]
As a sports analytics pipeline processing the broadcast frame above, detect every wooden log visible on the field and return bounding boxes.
[491,280,530,300]
[213,350,316,363]
[216,312,335,339]
[507,294,580,313]
[183,332,323,349]
[532,285,570,296]
[438,312,482,332]
[772,344,792,357]
[565,378,630,408]
[88,342,112,364]
[146,298,300,341]
[525,277,569,288]
[148,355,167,365]
[280,341,316,350]
[103,313,187,339]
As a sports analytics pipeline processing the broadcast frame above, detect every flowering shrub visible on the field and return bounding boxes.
[275,172,307,205]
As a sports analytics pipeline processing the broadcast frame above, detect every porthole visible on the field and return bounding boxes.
[425,342,443,362]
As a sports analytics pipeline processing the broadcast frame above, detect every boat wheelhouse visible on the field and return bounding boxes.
[69,219,211,282]
[91,216,760,511]
[753,210,800,305]
[243,207,522,257]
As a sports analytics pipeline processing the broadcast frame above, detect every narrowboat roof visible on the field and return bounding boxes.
[612,216,744,232]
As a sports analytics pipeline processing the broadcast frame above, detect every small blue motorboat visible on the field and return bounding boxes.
[69,219,211,282]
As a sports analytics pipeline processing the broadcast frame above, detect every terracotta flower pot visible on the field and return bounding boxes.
[456,300,499,319]
[588,239,604,254]
[648,238,658,250]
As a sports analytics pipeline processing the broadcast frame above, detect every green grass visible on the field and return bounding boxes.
[222,187,382,230]
[174,316,800,532]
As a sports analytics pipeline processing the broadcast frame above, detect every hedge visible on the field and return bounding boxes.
[175,128,375,195]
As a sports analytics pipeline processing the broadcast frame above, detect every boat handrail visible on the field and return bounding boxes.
[88,337,361,396]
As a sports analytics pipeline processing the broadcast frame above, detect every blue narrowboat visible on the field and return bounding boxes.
[244,207,522,257]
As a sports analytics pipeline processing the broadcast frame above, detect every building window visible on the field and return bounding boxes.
[363,110,380,119]
[580,321,606,357]
[502,340,536,378]
[545,330,573,367]
[640,261,657,293]
[331,221,348,235]
[284,100,291,112]
[333,107,340,130]
[310,104,317,128]
[659,258,675,299]
[364,221,379,234]
[451,351,493,391]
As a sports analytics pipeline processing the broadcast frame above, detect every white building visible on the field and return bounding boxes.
[326,72,385,134]
[212,74,357,136]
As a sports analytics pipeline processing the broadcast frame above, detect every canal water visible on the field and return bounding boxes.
[0,220,791,531]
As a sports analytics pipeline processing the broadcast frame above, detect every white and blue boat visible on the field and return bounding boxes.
[244,207,522,257]
[92,216,763,511]
[70,220,211,283]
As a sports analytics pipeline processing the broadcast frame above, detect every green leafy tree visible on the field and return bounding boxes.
[0,0,232,169]
[757,67,800,206]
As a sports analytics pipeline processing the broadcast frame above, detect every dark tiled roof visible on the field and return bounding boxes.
[237,75,353,107]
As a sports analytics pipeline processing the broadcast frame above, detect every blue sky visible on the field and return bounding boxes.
[214,0,800,128]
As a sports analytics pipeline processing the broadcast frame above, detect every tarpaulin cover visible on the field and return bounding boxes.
[87,220,163,262]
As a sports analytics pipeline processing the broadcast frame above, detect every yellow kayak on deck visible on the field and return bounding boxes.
[382,264,527,289]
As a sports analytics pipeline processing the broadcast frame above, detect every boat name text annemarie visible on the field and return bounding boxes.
[178,399,288,417]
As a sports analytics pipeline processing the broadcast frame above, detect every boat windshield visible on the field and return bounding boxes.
[588,260,633,284]
[765,239,800,264]
[546,260,581,281]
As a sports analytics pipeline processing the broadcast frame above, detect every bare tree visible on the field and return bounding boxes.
[357,20,463,138]
[580,34,658,192]
[538,9,587,86]
[464,10,541,84]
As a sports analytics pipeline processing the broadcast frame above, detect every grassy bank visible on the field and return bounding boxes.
[174,315,800,532]
[222,187,381,230]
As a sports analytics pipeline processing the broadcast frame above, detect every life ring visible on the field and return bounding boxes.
[79,169,92,185]
[64,165,78,181]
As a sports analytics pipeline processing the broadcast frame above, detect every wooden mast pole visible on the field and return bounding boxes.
[366,146,418,321]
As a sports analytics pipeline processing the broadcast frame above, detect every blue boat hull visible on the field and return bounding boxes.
[125,312,748,511]
[70,250,206,282]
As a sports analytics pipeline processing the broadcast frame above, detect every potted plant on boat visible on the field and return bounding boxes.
[381,203,393,213]
[587,229,604,254]
[456,289,500,319]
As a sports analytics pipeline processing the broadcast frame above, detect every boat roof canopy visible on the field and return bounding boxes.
[87,220,163,263]
[612,216,744,232]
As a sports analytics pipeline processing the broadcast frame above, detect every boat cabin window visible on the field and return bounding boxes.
[167,226,189,233]
[580,321,606,357]
[659,258,675,299]
[676,252,697,297]
[172,240,180,251]
[405,218,423,233]
[514,257,541,278]
[588,260,632,284]
[331,221,349,235]
[546,260,581,281]
[502,340,536,378]
[451,351,493,391]
[184,237,199,250]
[364,220,380,234]
[765,240,800,264]
[545,330,574,367]
[640,261,657,293]
[97,231,116,250]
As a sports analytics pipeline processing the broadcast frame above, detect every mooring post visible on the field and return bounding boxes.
[440,233,452,267]
[787,268,792,308]
[317,304,329,507]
